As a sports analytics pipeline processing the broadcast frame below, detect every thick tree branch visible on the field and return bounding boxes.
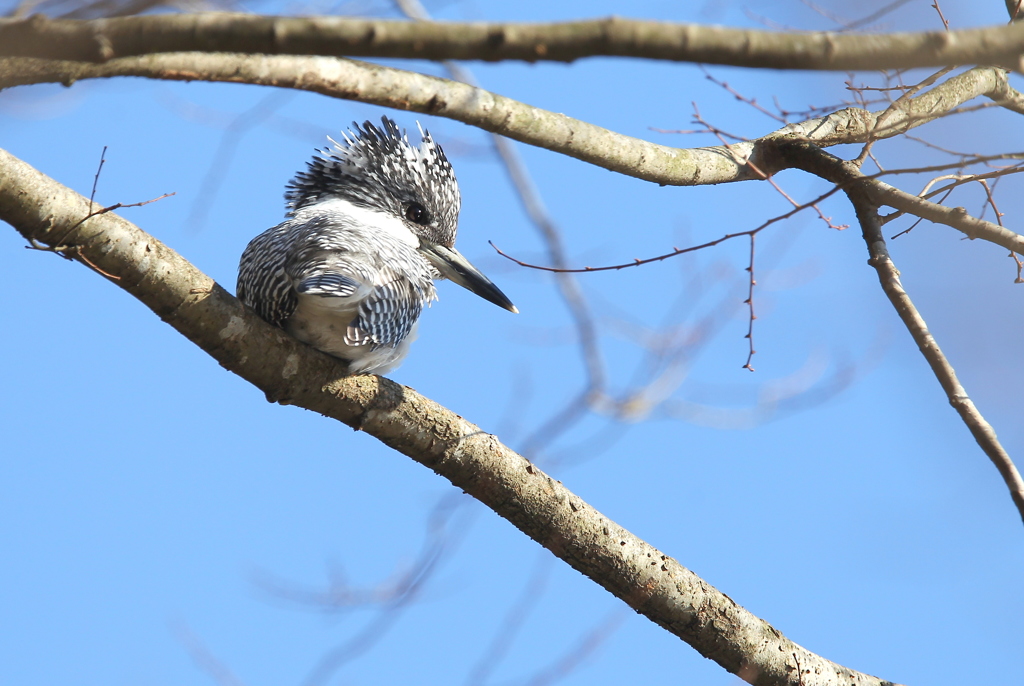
[3,13,1024,71]
[0,53,742,187]
[776,142,1024,526]
[1,54,1020,190]
[0,147,901,686]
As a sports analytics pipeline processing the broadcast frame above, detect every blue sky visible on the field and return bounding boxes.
[2,1,1022,685]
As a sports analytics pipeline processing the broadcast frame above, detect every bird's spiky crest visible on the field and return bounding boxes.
[284,117,459,231]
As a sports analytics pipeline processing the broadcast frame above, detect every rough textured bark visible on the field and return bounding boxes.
[0,146,901,686]
[1,13,1024,71]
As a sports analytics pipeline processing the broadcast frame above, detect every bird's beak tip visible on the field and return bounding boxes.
[422,242,519,314]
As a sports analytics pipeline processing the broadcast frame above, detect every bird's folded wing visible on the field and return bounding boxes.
[354,270,430,347]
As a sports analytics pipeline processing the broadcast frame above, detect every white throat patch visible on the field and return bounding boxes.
[309,197,420,249]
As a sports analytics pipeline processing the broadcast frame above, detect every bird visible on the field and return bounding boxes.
[237,116,517,376]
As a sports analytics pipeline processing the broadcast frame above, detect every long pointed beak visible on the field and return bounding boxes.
[420,242,518,313]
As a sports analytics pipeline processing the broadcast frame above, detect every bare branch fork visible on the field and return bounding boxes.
[5,13,1024,71]
[487,128,1024,523]
[0,147,900,686]
[774,142,1024,525]
[23,145,175,280]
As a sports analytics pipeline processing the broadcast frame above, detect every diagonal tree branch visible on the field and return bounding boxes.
[4,13,1024,71]
[775,142,1024,526]
[2,54,1022,192]
[0,147,901,686]
[860,175,1024,254]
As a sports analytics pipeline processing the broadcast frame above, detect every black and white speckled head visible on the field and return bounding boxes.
[285,117,460,248]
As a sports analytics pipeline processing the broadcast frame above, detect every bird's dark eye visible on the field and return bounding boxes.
[404,202,429,225]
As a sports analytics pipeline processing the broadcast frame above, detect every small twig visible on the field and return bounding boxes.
[932,1,950,31]
[836,0,916,31]
[25,191,175,279]
[700,66,785,123]
[771,93,858,121]
[866,148,886,173]
[974,178,1005,226]
[490,233,746,274]
[689,102,750,143]
[71,245,122,279]
[945,101,1007,118]
[88,145,107,212]
[742,233,757,372]
[741,7,798,31]
[902,133,977,158]
[879,156,1024,180]
[920,174,965,199]
[849,84,916,93]
[31,192,175,252]
[691,104,846,230]
[491,186,844,274]
[94,193,175,214]
[888,174,960,235]
[887,165,1024,234]
[1009,251,1024,283]
[494,183,842,374]
[852,139,875,168]
[872,65,958,140]
[648,126,746,142]
[798,0,858,30]
[1011,0,1024,23]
